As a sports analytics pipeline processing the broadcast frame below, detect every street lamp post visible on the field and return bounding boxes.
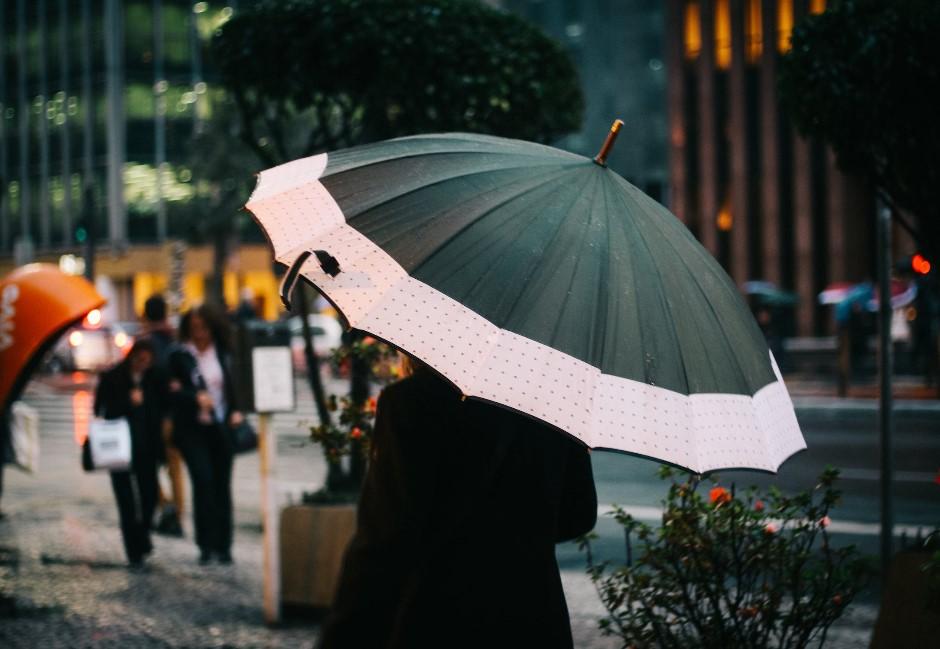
[877,200,894,578]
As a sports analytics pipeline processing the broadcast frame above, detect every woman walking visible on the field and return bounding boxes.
[169,305,243,565]
[319,359,597,649]
[94,339,162,569]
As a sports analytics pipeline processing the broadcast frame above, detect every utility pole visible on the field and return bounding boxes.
[877,200,894,578]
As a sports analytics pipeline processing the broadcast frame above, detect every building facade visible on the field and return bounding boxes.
[0,1,279,320]
[665,0,878,335]
[498,0,668,202]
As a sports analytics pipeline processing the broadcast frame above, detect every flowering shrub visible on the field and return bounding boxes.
[309,336,398,465]
[579,467,872,649]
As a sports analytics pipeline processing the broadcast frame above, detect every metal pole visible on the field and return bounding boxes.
[258,412,281,624]
[153,0,167,242]
[104,0,126,246]
[59,0,73,243]
[38,0,51,249]
[877,200,894,577]
[0,6,9,252]
[16,0,32,259]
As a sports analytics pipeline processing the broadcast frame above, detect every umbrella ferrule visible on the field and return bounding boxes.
[593,119,624,167]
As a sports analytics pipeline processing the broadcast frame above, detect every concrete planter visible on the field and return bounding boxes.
[279,503,357,609]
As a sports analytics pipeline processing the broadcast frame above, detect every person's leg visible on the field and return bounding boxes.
[208,425,235,560]
[136,452,159,553]
[178,437,214,560]
[110,471,144,564]
[163,418,186,518]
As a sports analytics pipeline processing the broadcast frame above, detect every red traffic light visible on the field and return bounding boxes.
[912,253,931,275]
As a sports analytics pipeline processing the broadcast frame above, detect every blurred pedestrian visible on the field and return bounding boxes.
[93,339,161,569]
[140,294,185,537]
[168,305,243,565]
[319,358,598,649]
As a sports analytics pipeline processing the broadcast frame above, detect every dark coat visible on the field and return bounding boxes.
[93,362,163,467]
[166,345,240,441]
[320,370,598,649]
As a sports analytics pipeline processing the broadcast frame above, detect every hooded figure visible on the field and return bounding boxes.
[319,363,597,649]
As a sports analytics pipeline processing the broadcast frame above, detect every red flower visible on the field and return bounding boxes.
[754,500,765,512]
[818,515,832,529]
[365,397,378,413]
[709,486,732,505]
[764,523,779,535]
[350,427,363,440]
[362,336,377,346]
[832,594,843,606]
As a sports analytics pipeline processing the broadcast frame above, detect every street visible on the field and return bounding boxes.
[2,372,936,647]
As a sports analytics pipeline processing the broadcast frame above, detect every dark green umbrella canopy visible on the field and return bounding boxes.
[248,132,804,473]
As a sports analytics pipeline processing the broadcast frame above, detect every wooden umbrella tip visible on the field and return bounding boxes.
[593,119,625,167]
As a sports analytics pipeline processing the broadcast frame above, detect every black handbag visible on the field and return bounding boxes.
[229,420,258,454]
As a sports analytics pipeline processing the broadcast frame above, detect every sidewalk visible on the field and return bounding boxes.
[1,379,885,648]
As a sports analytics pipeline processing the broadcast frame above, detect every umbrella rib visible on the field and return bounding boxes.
[628,189,757,394]
[386,166,580,268]
[547,171,602,352]
[498,169,596,330]
[433,167,588,306]
[337,160,580,226]
[610,182,692,394]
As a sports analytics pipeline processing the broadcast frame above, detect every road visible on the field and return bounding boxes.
[14,372,940,569]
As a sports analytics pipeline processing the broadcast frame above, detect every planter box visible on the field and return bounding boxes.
[870,551,940,649]
[280,503,357,609]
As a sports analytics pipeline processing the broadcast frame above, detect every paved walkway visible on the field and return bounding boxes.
[0,379,884,647]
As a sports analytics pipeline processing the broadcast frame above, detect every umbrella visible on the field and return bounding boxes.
[742,281,799,307]
[247,128,805,474]
[0,264,105,412]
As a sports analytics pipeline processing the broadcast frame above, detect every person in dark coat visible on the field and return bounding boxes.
[93,339,162,568]
[168,304,243,565]
[319,361,598,649]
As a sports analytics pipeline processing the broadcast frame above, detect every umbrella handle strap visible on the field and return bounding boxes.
[279,249,342,310]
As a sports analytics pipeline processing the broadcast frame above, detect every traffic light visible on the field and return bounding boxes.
[912,253,931,275]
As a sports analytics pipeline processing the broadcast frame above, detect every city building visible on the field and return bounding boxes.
[0,1,279,320]
[664,0,884,335]
[497,0,668,202]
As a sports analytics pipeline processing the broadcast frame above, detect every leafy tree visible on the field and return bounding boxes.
[210,0,584,494]
[778,0,940,254]
[210,0,584,166]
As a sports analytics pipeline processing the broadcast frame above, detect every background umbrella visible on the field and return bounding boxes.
[0,264,105,413]
[247,129,805,474]
[743,280,799,307]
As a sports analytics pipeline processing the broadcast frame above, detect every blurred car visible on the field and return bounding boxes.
[45,309,134,373]
[289,314,343,373]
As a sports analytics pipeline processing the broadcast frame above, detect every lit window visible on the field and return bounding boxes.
[809,0,826,15]
[745,0,762,63]
[684,2,702,61]
[778,0,794,53]
[715,0,731,70]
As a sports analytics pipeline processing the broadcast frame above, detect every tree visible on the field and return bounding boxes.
[210,0,584,166]
[210,0,584,493]
[777,0,940,254]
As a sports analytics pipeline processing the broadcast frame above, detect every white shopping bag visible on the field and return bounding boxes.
[88,418,132,471]
[10,401,40,473]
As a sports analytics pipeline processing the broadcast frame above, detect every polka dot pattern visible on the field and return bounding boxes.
[248,154,806,474]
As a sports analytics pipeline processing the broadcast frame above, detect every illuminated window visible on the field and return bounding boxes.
[717,200,733,231]
[778,0,794,53]
[715,0,731,70]
[810,0,826,15]
[684,2,702,61]
[745,0,762,63]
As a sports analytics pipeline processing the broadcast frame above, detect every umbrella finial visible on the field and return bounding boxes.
[593,119,624,167]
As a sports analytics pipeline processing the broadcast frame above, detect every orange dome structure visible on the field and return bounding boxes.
[0,264,105,411]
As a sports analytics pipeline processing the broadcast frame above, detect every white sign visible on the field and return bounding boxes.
[252,346,295,413]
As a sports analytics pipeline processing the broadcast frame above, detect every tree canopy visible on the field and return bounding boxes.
[778,0,940,253]
[210,0,584,167]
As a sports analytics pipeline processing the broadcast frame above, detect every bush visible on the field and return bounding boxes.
[579,467,872,649]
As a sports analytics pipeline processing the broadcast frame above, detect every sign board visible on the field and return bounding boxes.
[251,346,295,413]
